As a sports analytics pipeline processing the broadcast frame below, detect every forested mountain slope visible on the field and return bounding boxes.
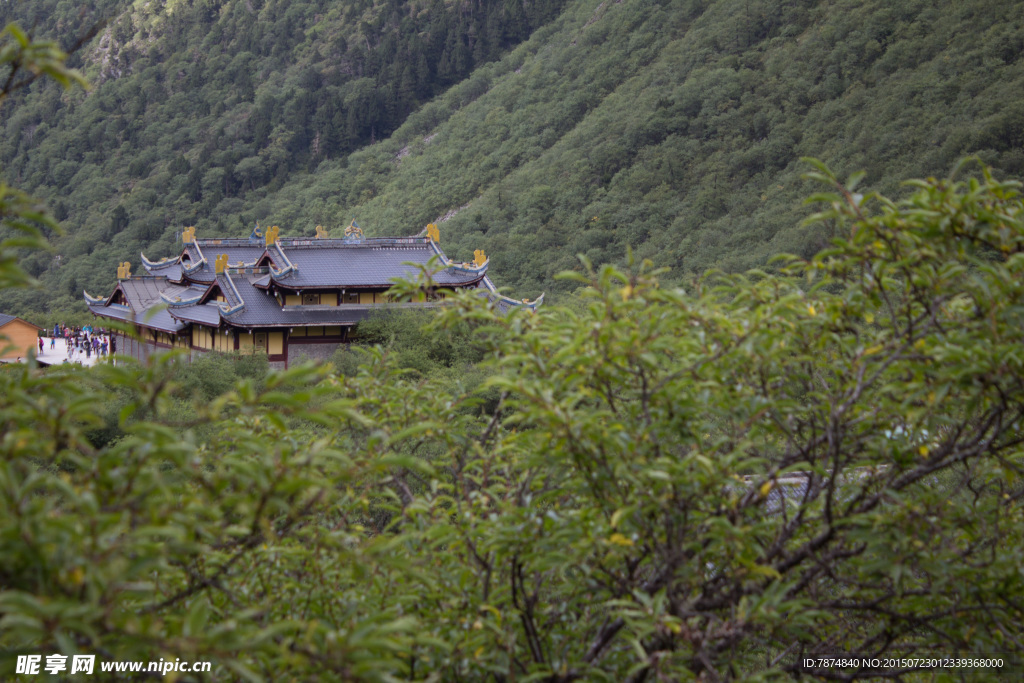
[2,0,1023,318]
[0,0,570,317]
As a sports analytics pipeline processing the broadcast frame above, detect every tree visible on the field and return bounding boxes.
[3,152,1023,679]
[109,204,129,237]
[377,159,1024,679]
[0,22,87,289]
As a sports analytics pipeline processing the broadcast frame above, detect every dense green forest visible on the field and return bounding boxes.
[0,0,570,319]
[3,22,1024,679]
[1,0,1024,321]
[3,156,1024,678]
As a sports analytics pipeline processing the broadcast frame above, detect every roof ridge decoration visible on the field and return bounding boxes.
[428,239,451,265]
[482,276,544,310]
[264,225,280,247]
[425,223,439,242]
[160,290,205,307]
[425,238,490,276]
[248,221,262,244]
[83,290,106,305]
[343,220,364,243]
[216,273,246,316]
[315,225,329,238]
[117,261,132,279]
[450,257,489,275]
[182,226,196,244]
[270,241,297,278]
[141,253,175,269]
[182,241,208,275]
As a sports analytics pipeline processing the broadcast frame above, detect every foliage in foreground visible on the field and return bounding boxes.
[2,160,1024,680]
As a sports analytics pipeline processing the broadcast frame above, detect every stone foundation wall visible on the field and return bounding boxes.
[287,341,343,364]
[111,334,344,368]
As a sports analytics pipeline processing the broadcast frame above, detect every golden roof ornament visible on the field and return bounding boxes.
[344,220,364,240]
[315,225,329,239]
[264,225,280,246]
[214,254,229,274]
[117,261,132,279]
[182,226,196,244]
[426,223,439,242]
[473,249,486,267]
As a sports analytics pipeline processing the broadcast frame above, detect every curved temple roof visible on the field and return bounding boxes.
[88,229,542,334]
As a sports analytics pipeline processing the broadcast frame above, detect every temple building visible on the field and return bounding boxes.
[84,223,541,368]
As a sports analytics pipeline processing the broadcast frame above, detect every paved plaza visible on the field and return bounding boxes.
[34,337,104,367]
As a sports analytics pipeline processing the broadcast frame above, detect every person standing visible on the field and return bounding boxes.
[38,337,44,354]
[100,338,108,357]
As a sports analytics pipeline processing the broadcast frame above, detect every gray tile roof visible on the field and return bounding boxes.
[86,303,186,333]
[88,232,537,334]
[215,274,245,308]
[87,303,132,322]
[118,278,177,313]
[0,313,18,327]
[144,260,183,280]
[267,243,483,289]
[161,283,204,301]
[222,276,371,328]
[138,308,188,333]
[184,244,266,283]
[169,304,222,326]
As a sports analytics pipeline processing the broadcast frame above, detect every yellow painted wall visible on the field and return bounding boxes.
[285,294,301,306]
[321,293,337,306]
[291,326,305,337]
[307,326,323,337]
[214,330,234,352]
[325,326,341,337]
[359,292,375,304]
[0,319,41,360]
[269,332,284,355]
[193,327,213,350]
[238,334,255,353]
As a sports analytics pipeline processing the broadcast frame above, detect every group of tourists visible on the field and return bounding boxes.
[39,323,117,363]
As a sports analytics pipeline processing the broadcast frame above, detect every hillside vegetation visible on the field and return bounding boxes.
[2,0,1023,318]
[2,23,1024,679]
[3,158,1024,678]
[0,0,569,318]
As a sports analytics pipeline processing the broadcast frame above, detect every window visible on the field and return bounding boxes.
[302,293,320,306]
